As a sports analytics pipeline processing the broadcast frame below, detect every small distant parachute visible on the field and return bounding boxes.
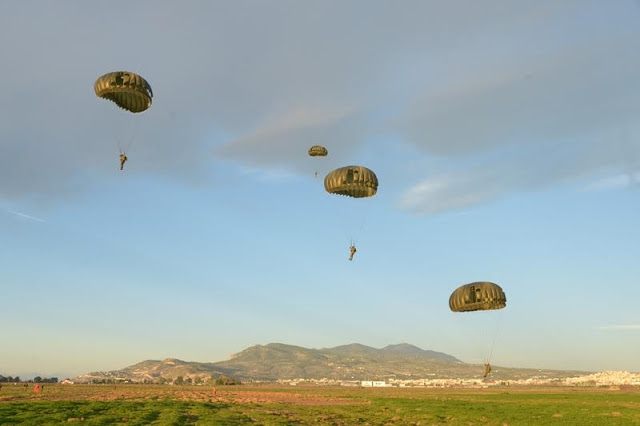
[308,145,328,157]
[324,166,378,198]
[94,71,153,113]
[449,282,506,312]
[308,145,328,177]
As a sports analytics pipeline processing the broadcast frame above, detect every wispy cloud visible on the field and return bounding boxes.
[213,103,372,173]
[3,208,46,223]
[597,324,640,330]
[399,130,638,216]
[238,166,297,184]
[582,174,635,192]
[399,172,506,215]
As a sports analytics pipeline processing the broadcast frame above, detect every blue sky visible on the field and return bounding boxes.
[1,0,639,378]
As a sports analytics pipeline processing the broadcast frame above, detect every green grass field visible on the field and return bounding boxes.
[1,384,639,425]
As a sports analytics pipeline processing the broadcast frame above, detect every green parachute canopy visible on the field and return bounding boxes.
[308,145,328,157]
[449,282,506,313]
[94,71,153,113]
[324,166,378,198]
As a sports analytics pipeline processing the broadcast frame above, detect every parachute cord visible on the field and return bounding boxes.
[357,215,368,244]
[351,210,369,247]
[333,196,372,254]
[112,114,139,155]
[486,311,504,364]
[123,136,133,155]
[122,114,140,155]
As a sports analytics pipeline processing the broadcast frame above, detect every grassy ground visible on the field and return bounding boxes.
[0,384,639,425]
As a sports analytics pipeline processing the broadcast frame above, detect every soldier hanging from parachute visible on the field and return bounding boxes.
[119,153,128,171]
[483,360,492,378]
[348,244,357,261]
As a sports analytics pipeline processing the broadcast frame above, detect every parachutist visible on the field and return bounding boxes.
[483,362,492,378]
[309,145,327,178]
[119,153,128,171]
[95,71,152,166]
[349,245,357,261]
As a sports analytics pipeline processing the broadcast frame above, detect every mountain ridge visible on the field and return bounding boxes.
[75,342,587,383]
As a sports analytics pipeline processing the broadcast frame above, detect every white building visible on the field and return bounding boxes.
[361,380,388,387]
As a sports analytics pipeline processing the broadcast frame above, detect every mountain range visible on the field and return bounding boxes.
[76,343,586,383]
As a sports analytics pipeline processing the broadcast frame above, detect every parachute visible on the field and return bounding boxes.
[449,282,506,312]
[94,71,153,113]
[324,166,378,198]
[308,145,328,157]
[450,282,506,373]
[94,71,153,164]
[324,166,378,257]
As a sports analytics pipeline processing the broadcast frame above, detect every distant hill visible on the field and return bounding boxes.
[321,343,382,357]
[382,344,460,362]
[321,343,458,363]
[75,342,586,383]
[76,358,234,384]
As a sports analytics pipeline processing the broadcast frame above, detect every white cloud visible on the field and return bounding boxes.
[582,174,635,192]
[399,173,505,215]
[399,125,640,215]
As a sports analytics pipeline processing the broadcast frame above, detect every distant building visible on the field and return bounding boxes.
[361,381,388,387]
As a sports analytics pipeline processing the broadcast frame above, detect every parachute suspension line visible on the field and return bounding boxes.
[349,203,371,247]
[345,213,367,247]
[354,212,369,246]
[113,112,137,155]
[121,114,140,155]
[348,223,362,247]
[486,310,504,364]
[112,113,125,155]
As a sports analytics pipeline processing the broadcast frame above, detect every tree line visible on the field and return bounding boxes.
[0,376,58,383]
[88,374,242,385]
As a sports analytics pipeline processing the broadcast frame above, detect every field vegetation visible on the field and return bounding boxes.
[1,383,639,425]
